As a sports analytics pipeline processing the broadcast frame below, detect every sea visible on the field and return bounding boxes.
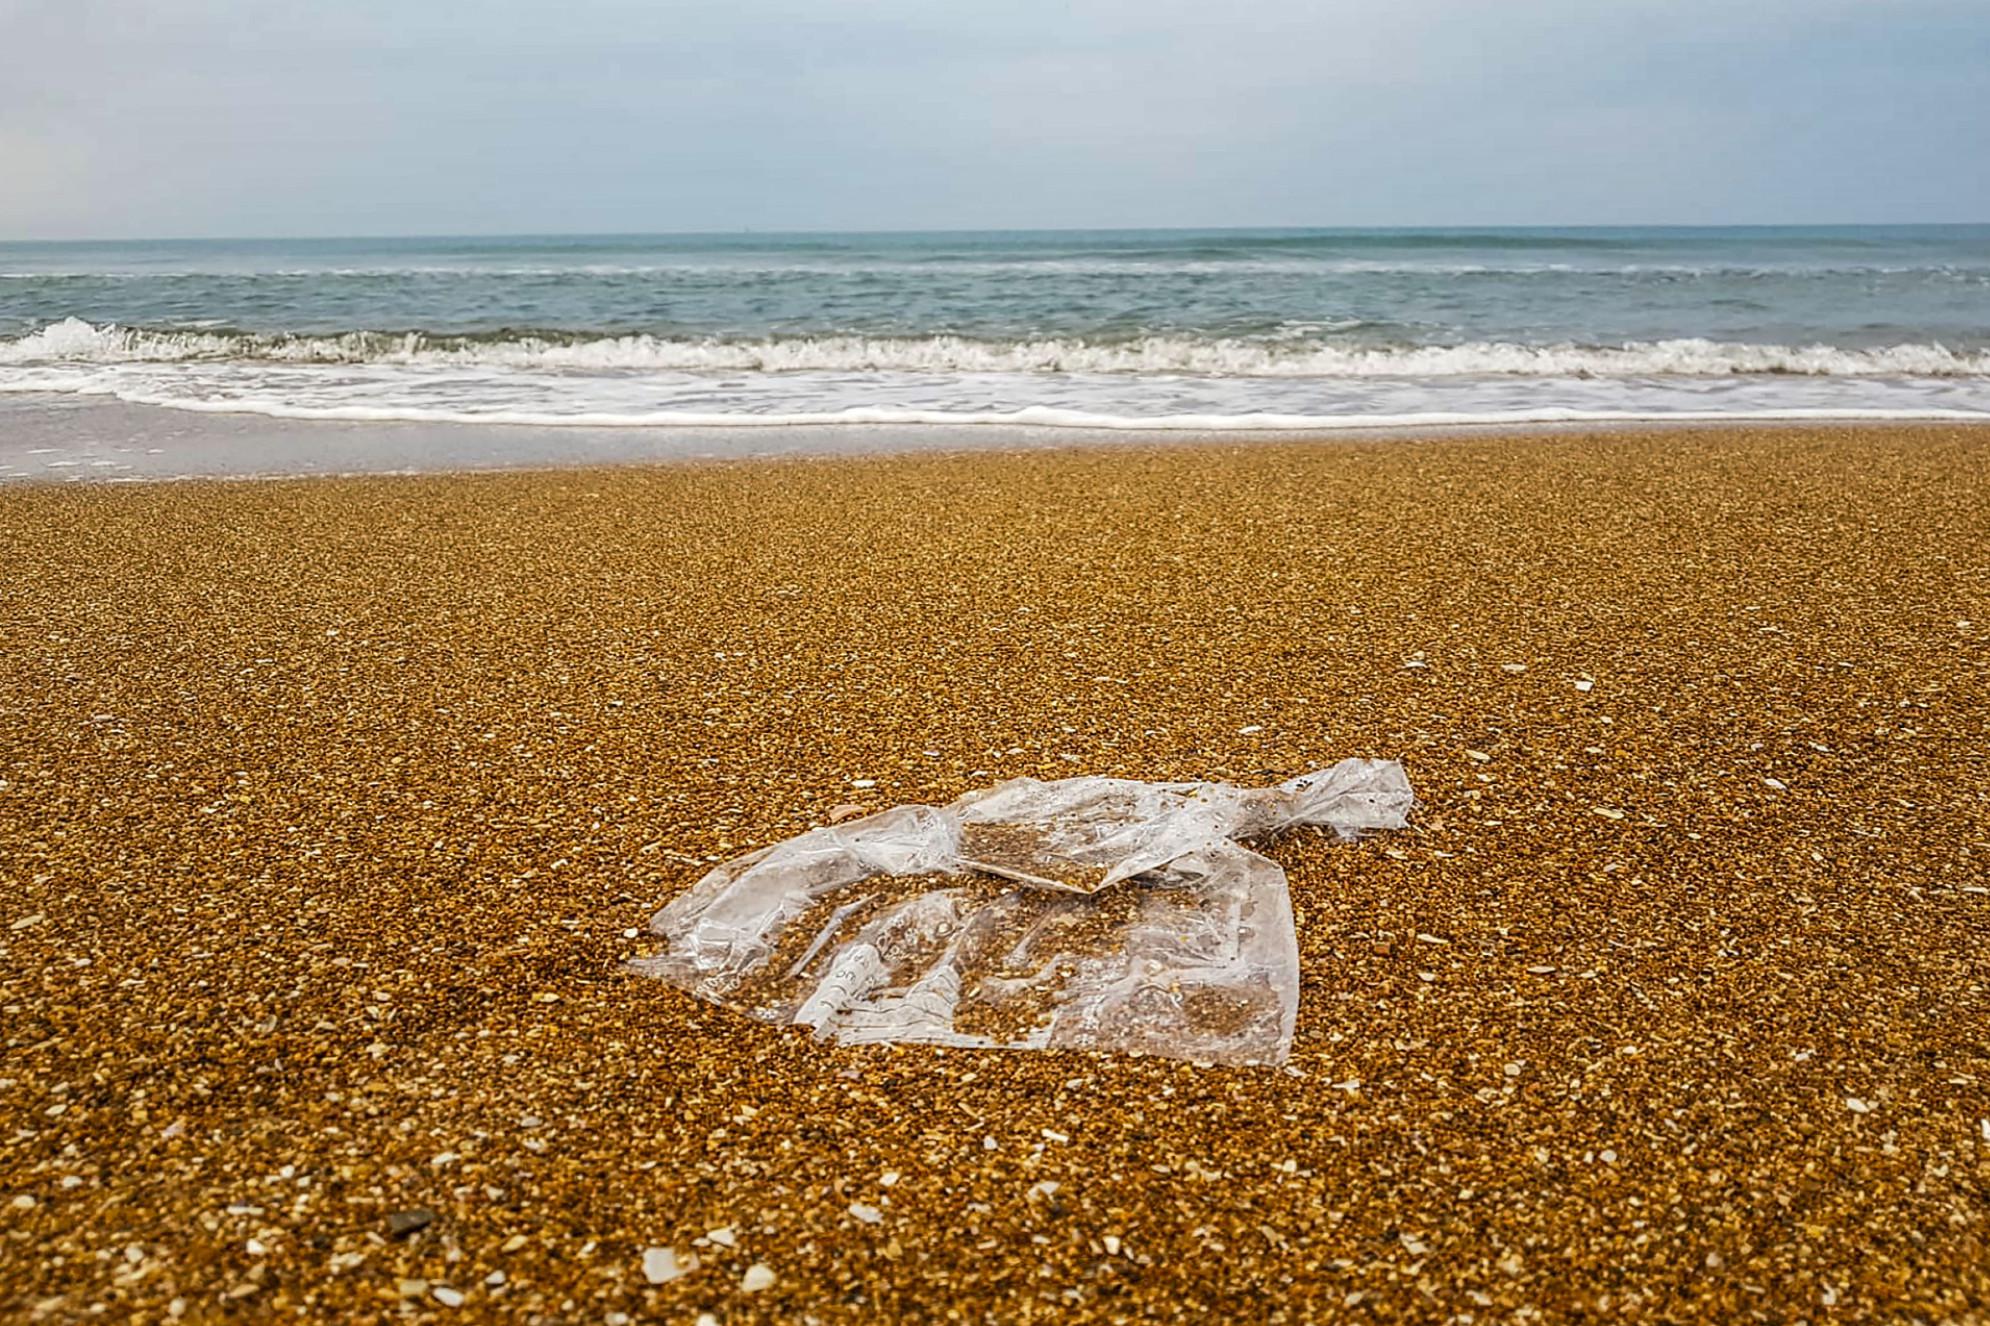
[2,226,1988,433]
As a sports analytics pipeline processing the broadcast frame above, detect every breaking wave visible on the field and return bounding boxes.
[5,318,1989,378]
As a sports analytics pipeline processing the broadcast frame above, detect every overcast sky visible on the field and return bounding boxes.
[2,0,1986,239]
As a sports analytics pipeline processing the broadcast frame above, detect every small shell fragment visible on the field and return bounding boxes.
[642,1247,687,1284]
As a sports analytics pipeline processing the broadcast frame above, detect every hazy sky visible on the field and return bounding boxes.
[3,0,1986,238]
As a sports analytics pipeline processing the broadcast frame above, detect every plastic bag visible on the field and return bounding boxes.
[632,759,1413,1066]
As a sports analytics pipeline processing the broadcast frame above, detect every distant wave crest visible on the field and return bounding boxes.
[5,318,1988,378]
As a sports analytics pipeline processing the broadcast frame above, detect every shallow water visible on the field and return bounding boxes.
[2,227,1987,429]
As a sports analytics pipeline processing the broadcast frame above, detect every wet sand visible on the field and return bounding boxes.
[0,394,1412,484]
[1,424,1986,1321]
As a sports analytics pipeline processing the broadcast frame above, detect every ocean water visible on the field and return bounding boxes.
[2,227,1987,430]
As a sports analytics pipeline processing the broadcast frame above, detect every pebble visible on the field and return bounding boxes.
[741,1263,776,1293]
[386,1209,436,1238]
[642,1246,686,1284]
[432,1286,465,1308]
[848,1203,883,1225]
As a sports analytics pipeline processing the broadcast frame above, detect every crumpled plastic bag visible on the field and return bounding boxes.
[632,758,1413,1066]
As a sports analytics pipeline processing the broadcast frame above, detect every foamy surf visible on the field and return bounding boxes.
[9,397,1987,431]
[4,360,1987,433]
[6,319,1990,378]
[3,228,1987,436]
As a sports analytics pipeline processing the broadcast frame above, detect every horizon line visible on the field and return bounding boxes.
[6,220,1989,246]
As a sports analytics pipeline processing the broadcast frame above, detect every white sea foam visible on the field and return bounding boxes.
[6,316,1988,435]
[3,380,1983,432]
[4,362,1987,435]
[5,319,1989,378]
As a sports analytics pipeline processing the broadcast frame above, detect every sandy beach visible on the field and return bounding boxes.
[2,423,1986,1321]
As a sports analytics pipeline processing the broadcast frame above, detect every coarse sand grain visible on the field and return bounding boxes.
[1,425,1986,1321]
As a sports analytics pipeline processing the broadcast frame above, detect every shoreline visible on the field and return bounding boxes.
[3,423,1985,1319]
[1,391,1988,485]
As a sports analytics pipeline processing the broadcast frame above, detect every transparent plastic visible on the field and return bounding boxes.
[632,759,1413,1066]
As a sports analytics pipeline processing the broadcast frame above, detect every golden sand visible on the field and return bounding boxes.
[1,425,1986,1321]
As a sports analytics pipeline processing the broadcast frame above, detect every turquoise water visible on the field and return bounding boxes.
[2,227,1987,428]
